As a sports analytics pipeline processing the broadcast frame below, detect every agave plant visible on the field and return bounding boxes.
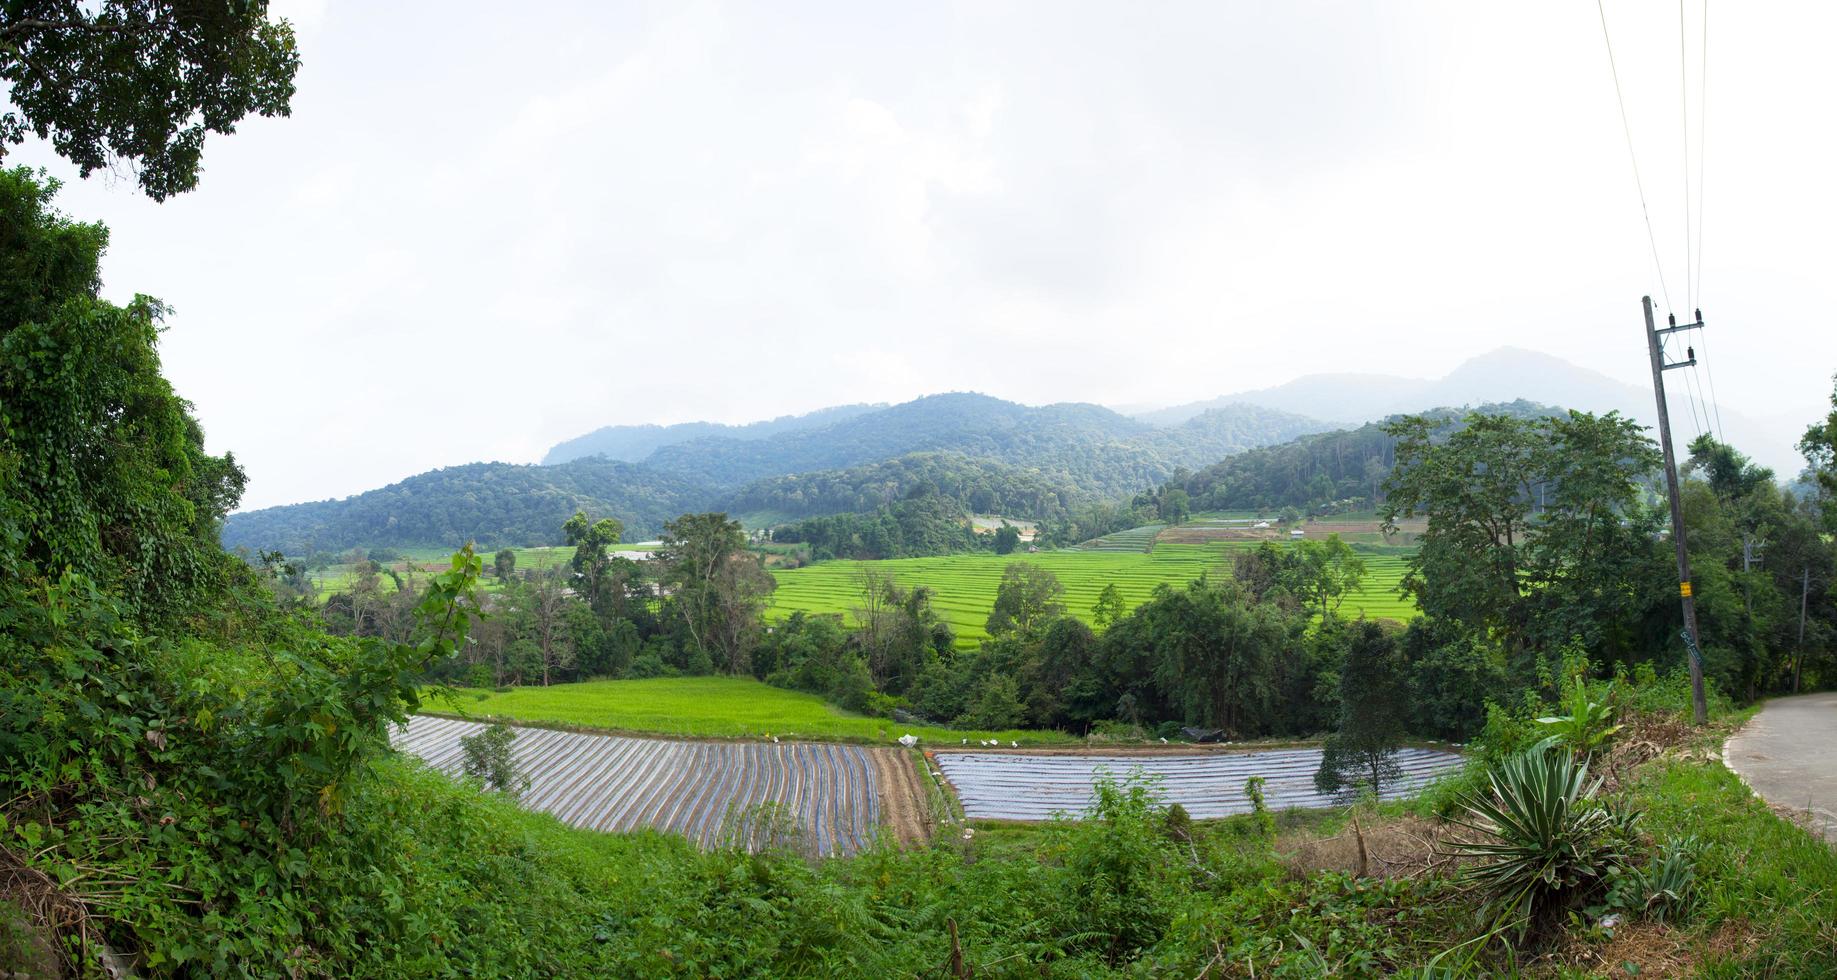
[1451,743,1636,935]
[1535,678,1623,758]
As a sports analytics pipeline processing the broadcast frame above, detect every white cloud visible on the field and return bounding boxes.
[11,0,1833,509]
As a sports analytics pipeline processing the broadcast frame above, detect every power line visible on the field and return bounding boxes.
[1596,0,1673,312]
[1694,0,1709,311]
[1693,0,1725,442]
[1680,0,1694,309]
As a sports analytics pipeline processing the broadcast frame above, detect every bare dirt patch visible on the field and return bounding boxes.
[872,748,933,846]
[1279,814,1472,881]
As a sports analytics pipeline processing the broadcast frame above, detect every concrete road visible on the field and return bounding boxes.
[1723,692,1837,843]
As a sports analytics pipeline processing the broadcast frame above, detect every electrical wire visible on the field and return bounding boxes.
[1596,0,1673,312]
[1694,0,1709,311]
[1693,0,1726,442]
[1680,0,1694,310]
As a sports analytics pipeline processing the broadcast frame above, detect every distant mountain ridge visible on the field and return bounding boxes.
[541,403,884,465]
[1133,346,1801,476]
[223,393,1331,553]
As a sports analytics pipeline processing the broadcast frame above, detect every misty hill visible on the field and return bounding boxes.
[1135,347,1801,476]
[224,394,1329,553]
[541,403,883,465]
[630,393,1327,489]
[219,458,711,555]
[1171,399,1563,514]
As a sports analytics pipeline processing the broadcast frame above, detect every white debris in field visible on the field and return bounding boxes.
[898,733,918,748]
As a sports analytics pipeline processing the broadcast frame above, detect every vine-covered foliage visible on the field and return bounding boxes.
[0,167,247,622]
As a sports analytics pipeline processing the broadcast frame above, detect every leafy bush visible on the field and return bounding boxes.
[1451,744,1639,936]
[460,722,528,798]
[1535,678,1623,758]
[1046,775,1186,964]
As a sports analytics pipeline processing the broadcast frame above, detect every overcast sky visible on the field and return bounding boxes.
[13,1,1836,510]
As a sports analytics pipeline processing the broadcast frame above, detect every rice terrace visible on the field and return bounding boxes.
[768,532,1419,647]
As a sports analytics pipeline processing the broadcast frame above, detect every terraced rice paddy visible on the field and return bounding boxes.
[392,715,923,855]
[935,746,1465,821]
[1074,523,1165,552]
[768,542,1417,648]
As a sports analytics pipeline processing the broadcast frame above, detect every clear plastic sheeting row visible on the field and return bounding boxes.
[934,746,1466,821]
[392,715,883,855]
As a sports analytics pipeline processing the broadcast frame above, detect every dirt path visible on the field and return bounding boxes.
[1724,692,1837,843]
[871,748,933,846]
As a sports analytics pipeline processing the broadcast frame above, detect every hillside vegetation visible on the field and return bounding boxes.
[224,394,1329,553]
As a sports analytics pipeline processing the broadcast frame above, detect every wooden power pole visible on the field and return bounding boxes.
[1643,296,1709,725]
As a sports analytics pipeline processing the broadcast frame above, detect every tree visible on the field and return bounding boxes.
[1382,410,1659,668]
[1315,620,1408,796]
[1091,583,1127,630]
[1799,374,1837,533]
[0,168,247,622]
[525,570,576,686]
[563,510,624,618]
[1,2,300,200]
[657,512,772,674]
[1150,581,1286,734]
[494,547,517,581]
[985,562,1066,639]
[1285,534,1366,617]
[993,522,1021,555]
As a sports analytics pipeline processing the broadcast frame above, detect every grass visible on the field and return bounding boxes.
[767,541,1417,648]
[422,675,1074,745]
[1627,753,1837,975]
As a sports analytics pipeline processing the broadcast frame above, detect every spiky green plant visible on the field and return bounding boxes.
[1451,743,1637,935]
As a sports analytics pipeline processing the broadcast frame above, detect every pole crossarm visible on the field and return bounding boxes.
[1653,319,1706,337]
[1661,358,1699,371]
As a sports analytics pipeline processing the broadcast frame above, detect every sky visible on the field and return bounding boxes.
[11,1,1836,510]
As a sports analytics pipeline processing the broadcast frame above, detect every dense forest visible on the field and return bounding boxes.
[219,456,711,554]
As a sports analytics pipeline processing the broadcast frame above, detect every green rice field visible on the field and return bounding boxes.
[421,675,1069,745]
[768,541,1417,648]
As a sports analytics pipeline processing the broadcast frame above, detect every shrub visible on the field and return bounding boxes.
[1535,678,1623,758]
[1048,775,1184,964]
[460,722,528,799]
[1451,743,1639,936]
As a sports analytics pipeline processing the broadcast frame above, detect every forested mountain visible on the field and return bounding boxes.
[220,458,710,554]
[1173,400,1560,513]
[719,452,1081,522]
[541,403,883,465]
[226,394,1329,553]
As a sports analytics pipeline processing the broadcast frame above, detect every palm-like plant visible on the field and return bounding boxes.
[1451,743,1636,935]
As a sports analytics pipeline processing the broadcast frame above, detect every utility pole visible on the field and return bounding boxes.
[1643,296,1709,725]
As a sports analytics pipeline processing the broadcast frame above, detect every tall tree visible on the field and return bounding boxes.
[1315,620,1408,796]
[657,512,772,674]
[563,510,624,617]
[494,547,517,581]
[1,2,300,200]
[985,562,1066,640]
[1382,410,1659,667]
